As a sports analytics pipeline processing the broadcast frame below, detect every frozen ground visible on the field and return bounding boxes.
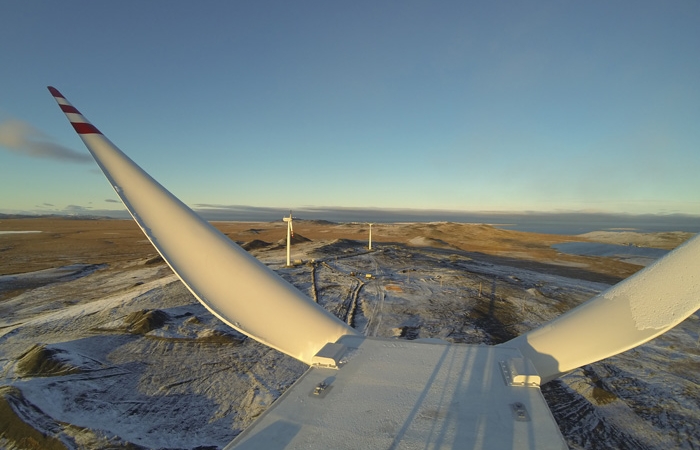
[0,235,698,449]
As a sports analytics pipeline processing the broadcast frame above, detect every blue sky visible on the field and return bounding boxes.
[1,1,699,218]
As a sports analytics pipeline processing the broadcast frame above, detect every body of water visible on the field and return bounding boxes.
[552,242,669,266]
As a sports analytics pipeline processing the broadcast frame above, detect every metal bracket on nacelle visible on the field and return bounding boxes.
[499,357,541,387]
[311,342,348,369]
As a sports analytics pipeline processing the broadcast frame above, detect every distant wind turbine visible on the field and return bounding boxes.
[368,223,373,250]
[284,211,294,266]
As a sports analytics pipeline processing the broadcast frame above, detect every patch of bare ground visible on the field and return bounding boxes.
[0,218,158,275]
[15,344,84,377]
[0,386,71,450]
[0,385,145,450]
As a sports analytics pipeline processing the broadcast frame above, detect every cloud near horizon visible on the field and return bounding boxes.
[64,205,93,212]
[0,119,92,163]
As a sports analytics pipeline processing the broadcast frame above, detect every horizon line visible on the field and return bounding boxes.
[3,206,700,219]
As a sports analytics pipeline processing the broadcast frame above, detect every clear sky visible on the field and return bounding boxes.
[1,1,699,218]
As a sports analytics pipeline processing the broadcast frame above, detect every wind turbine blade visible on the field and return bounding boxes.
[502,232,700,383]
[47,87,357,364]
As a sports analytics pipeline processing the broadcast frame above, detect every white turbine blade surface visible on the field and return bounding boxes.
[47,87,357,364]
[503,232,700,383]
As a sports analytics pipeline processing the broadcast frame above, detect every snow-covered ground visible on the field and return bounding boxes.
[1,238,698,449]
